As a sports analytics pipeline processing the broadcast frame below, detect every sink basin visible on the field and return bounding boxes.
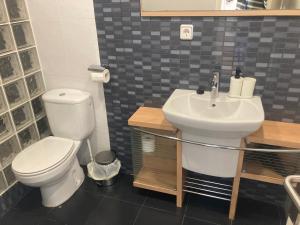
[163,89,264,139]
[163,89,265,177]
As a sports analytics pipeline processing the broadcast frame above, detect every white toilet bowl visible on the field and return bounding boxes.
[12,136,85,207]
[12,89,95,207]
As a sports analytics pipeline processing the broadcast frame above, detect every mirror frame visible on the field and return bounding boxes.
[140,1,300,17]
[141,10,300,17]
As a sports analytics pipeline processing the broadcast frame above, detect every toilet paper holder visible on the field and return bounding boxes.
[88,64,110,73]
[88,64,111,83]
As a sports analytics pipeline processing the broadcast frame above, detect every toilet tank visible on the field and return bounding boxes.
[42,89,95,141]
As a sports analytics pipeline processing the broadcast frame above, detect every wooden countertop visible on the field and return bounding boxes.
[128,107,177,132]
[128,107,300,148]
[246,120,300,149]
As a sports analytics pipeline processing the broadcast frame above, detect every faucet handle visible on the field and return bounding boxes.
[212,71,220,79]
[210,79,218,88]
[210,71,219,86]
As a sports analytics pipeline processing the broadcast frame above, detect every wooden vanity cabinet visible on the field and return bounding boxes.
[128,107,300,219]
[128,107,184,207]
[229,121,300,220]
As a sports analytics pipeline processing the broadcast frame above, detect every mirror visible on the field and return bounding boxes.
[141,0,300,16]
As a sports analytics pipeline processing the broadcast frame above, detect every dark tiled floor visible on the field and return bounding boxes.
[0,174,286,225]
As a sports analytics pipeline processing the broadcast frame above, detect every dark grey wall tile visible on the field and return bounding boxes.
[94,0,300,205]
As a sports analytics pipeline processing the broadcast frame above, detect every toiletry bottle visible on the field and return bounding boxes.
[241,77,256,98]
[229,67,243,97]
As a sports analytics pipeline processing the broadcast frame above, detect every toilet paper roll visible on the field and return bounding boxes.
[241,77,256,98]
[141,134,155,153]
[90,69,110,83]
[229,76,244,97]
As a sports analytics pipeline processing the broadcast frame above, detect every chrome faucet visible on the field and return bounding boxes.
[210,71,219,106]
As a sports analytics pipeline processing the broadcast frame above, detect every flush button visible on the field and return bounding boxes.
[59,93,66,96]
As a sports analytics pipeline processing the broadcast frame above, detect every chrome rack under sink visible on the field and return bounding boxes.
[184,175,233,201]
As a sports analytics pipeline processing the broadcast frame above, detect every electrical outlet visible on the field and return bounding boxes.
[180,24,193,40]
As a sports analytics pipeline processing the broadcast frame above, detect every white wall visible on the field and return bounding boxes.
[284,0,300,9]
[26,0,110,164]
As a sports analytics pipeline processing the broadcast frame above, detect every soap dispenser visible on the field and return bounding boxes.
[229,67,243,97]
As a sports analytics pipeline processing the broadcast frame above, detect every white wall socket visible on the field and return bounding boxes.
[180,24,193,40]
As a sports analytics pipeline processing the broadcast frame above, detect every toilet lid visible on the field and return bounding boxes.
[12,136,74,175]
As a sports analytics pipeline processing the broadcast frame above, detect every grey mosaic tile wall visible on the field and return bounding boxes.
[94,0,299,205]
[94,0,300,172]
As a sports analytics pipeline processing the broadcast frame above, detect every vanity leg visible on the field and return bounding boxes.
[176,131,185,207]
[229,148,245,220]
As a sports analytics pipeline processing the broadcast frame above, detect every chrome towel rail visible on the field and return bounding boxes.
[284,176,300,225]
[285,176,300,212]
[133,128,300,153]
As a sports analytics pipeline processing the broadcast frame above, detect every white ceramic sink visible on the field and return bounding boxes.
[163,89,264,138]
[162,89,265,178]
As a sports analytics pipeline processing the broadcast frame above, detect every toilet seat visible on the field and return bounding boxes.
[12,136,75,176]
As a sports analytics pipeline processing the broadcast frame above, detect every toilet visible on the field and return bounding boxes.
[12,89,95,207]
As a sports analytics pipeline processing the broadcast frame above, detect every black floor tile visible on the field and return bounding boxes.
[13,188,52,216]
[84,196,140,225]
[38,218,65,225]
[233,198,282,225]
[0,209,42,225]
[186,194,231,225]
[278,206,288,225]
[81,176,107,196]
[47,188,102,225]
[134,207,183,225]
[93,174,148,205]
[0,174,285,225]
[144,191,186,216]
[183,217,219,225]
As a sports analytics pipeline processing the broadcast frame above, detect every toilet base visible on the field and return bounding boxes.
[40,157,84,207]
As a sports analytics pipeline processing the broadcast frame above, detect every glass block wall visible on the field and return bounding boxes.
[0,0,50,195]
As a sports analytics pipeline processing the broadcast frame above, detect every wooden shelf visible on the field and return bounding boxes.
[133,167,177,195]
[128,107,177,132]
[141,9,300,17]
[129,106,184,207]
[247,120,300,149]
[231,121,299,219]
[244,120,300,185]
[241,161,284,185]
